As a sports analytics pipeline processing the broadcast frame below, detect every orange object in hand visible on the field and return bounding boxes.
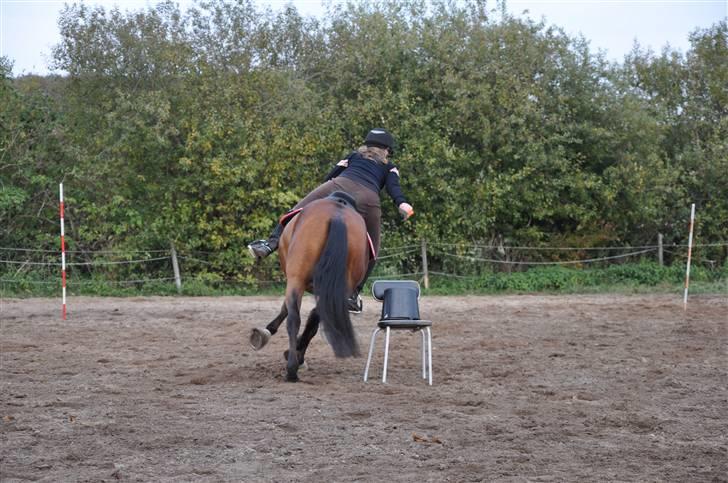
[398,202,414,220]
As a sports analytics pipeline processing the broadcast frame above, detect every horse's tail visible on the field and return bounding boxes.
[313,215,360,358]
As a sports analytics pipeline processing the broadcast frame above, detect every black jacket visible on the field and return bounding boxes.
[324,152,408,206]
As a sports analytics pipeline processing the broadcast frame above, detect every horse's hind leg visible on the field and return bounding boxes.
[284,308,320,365]
[250,302,287,350]
[285,288,304,382]
[298,308,321,363]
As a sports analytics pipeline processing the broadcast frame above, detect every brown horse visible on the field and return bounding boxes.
[249,193,371,382]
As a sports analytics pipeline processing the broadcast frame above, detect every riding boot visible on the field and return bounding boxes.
[347,260,376,313]
[247,223,284,260]
[266,222,284,251]
[358,260,377,294]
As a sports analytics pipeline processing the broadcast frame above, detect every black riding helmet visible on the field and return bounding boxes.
[364,128,395,155]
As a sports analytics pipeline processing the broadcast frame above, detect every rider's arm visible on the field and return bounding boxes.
[384,165,414,219]
[384,165,408,207]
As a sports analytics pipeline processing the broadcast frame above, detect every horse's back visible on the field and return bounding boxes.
[279,198,368,291]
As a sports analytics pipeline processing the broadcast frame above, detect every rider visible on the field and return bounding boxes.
[247,128,414,312]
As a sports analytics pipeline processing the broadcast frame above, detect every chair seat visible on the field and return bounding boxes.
[377,319,431,329]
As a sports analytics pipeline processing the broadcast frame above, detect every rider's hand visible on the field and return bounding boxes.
[336,159,349,167]
[398,202,414,220]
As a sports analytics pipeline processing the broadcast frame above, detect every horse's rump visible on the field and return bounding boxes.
[279,198,368,291]
[278,198,369,359]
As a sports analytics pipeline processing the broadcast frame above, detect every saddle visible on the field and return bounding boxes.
[327,191,358,211]
[278,191,376,260]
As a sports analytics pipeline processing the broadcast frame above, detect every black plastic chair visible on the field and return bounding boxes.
[363,280,432,385]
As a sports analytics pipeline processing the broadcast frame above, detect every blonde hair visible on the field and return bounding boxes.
[357,145,389,164]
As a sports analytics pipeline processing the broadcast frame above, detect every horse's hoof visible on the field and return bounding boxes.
[250,328,271,350]
[283,350,307,369]
[285,374,299,383]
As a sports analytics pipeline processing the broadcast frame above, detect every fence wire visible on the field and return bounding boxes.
[430,247,657,265]
[1,240,725,288]
[428,242,728,251]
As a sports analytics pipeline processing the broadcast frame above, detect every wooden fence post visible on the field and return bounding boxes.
[658,233,664,266]
[170,242,182,294]
[683,203,696,311]
[421,238,429,290]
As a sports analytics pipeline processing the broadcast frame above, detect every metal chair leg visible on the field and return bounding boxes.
[365,325,432,385]
[420,329,427,379]
[382,327,391,384]
[426,327,433,385]
[363,328,380,382]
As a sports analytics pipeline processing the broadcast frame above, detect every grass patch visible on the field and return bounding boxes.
[2,262,725,298]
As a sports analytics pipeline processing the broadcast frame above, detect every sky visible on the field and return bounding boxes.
[1,0,726,76]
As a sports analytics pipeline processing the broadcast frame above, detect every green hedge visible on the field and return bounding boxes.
[2,4,727,290]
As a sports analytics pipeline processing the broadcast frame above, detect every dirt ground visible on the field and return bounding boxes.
[1,293,726,482]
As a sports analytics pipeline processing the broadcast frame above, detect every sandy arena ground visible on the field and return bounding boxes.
[1,294,726,482]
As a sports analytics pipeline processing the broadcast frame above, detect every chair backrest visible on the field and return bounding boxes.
[372,281,421,320]
[371,280,421,301]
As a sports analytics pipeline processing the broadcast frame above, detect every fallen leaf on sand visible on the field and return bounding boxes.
[413,433,443,444]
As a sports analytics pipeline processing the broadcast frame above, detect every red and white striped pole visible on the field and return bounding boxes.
[683,203,695,312]
[60,183,67,320]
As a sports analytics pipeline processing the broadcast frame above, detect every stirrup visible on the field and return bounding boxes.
[247,240,273,259]
[347,293,363,314]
